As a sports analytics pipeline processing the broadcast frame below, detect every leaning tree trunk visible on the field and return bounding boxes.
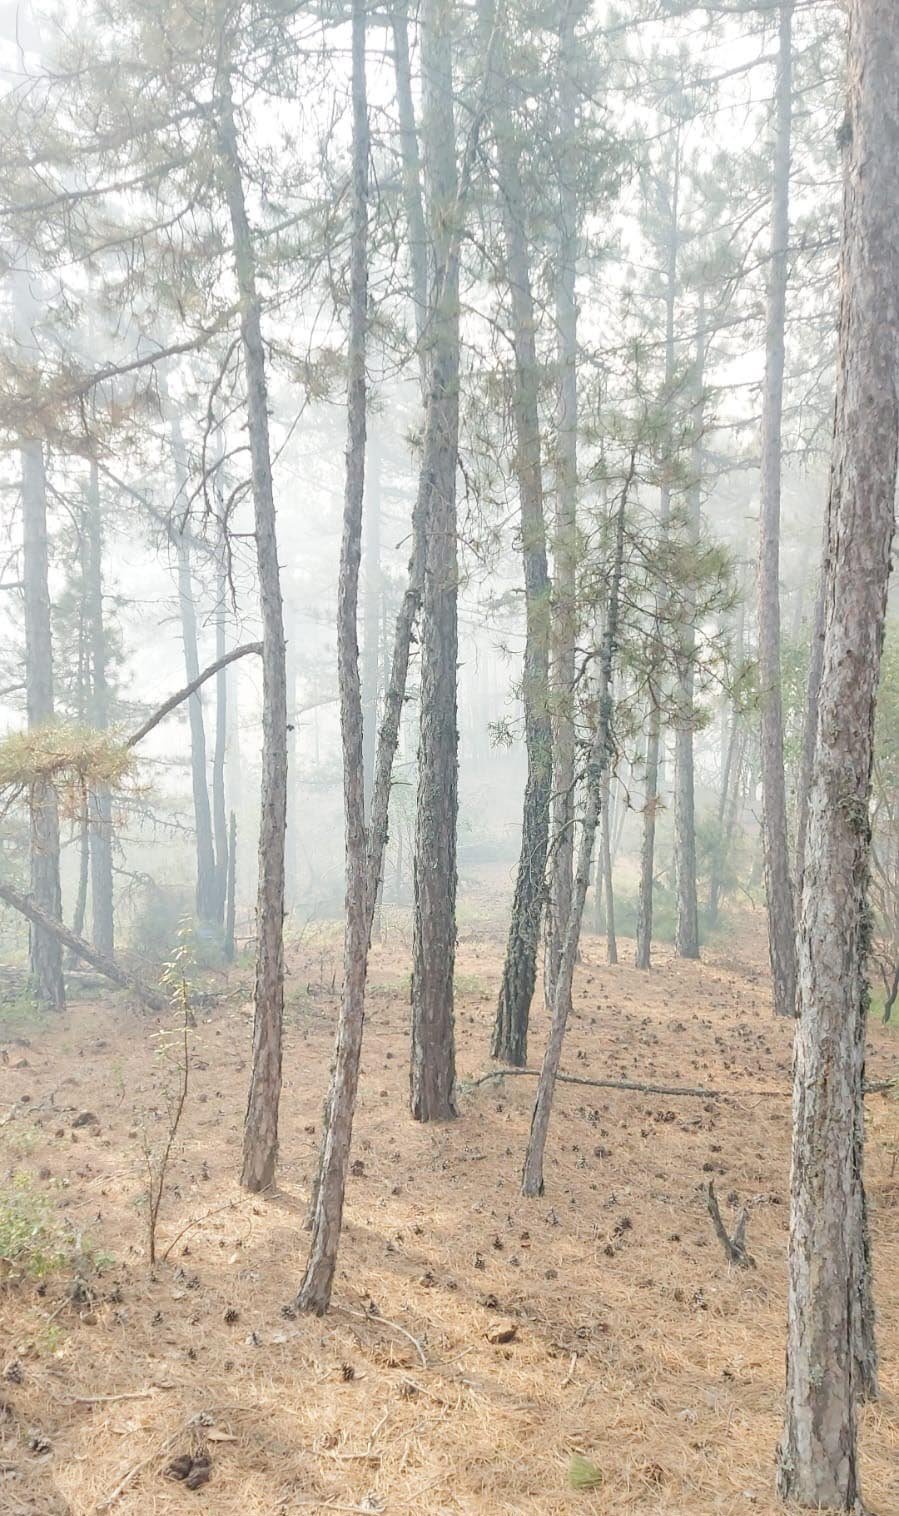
[296,0,370,1314]
[410,0,462,1123]
[21,436,65,1011]
[522,457,632,1196]
[491,9,553,1068]
[777,2,898,1503]
[218,79,289,1195]
[85,459,114,955]
[757,1,797,1019]
[673,294,705,962]
[546,0,579,1001]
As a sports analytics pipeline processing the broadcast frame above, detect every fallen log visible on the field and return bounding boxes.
[0,881,165,1011]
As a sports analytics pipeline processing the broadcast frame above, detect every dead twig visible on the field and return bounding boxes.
[706,1181,755,1268]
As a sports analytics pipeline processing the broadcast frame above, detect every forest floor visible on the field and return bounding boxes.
[1,913,898,1515]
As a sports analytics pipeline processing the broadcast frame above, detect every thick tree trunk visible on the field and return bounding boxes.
[673,297,704,962]
[522,459,633,1197]
[778,4,898,1502]
[410,0,462,1123]
[22,436,65,1011]
[85,460,114,955]
[546,0,579,1001]
[757,1,797,1019]
[491,10,553,1068]
[297,0,370,1314]
[218,79,289,1195]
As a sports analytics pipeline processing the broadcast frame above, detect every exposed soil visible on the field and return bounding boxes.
[1,917,897,1514]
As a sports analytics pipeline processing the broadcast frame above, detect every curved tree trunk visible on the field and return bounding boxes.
[778,3,898,1500]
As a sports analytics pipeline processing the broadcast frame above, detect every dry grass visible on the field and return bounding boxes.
[1,916,897,1515]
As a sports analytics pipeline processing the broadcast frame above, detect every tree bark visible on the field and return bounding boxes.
[522,456,633,1197]
[757,1,797,1019]
[410,0,462,1124]
[218,78,289,1195]
[778,3,898,1501]
[491,4,553,1068]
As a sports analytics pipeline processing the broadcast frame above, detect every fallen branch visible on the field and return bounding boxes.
[126,642,263,749]
[469,1066,896,1100]
[0,880,165,1010]
[468,1067,781,1099]
[706,1181,755,1268]
[336,1304,428,1369]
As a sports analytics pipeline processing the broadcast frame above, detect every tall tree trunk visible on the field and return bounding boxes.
[636,151,679,972]
[362,426,382,940]
[491,5,553,1068]
[218,77,289,1195]
[85,460,114,954]
[757,1,797,1019]
[673,295,704,961]
[22,436,65,1010]
[546,0,580,1000]
[778,3,898,1501]
[166,400,217,926]
[297,0,370,1313]
[410,0,461,1123]
[522,458,633,1197]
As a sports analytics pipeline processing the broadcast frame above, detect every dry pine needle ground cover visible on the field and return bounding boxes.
[1,918,897,1515]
